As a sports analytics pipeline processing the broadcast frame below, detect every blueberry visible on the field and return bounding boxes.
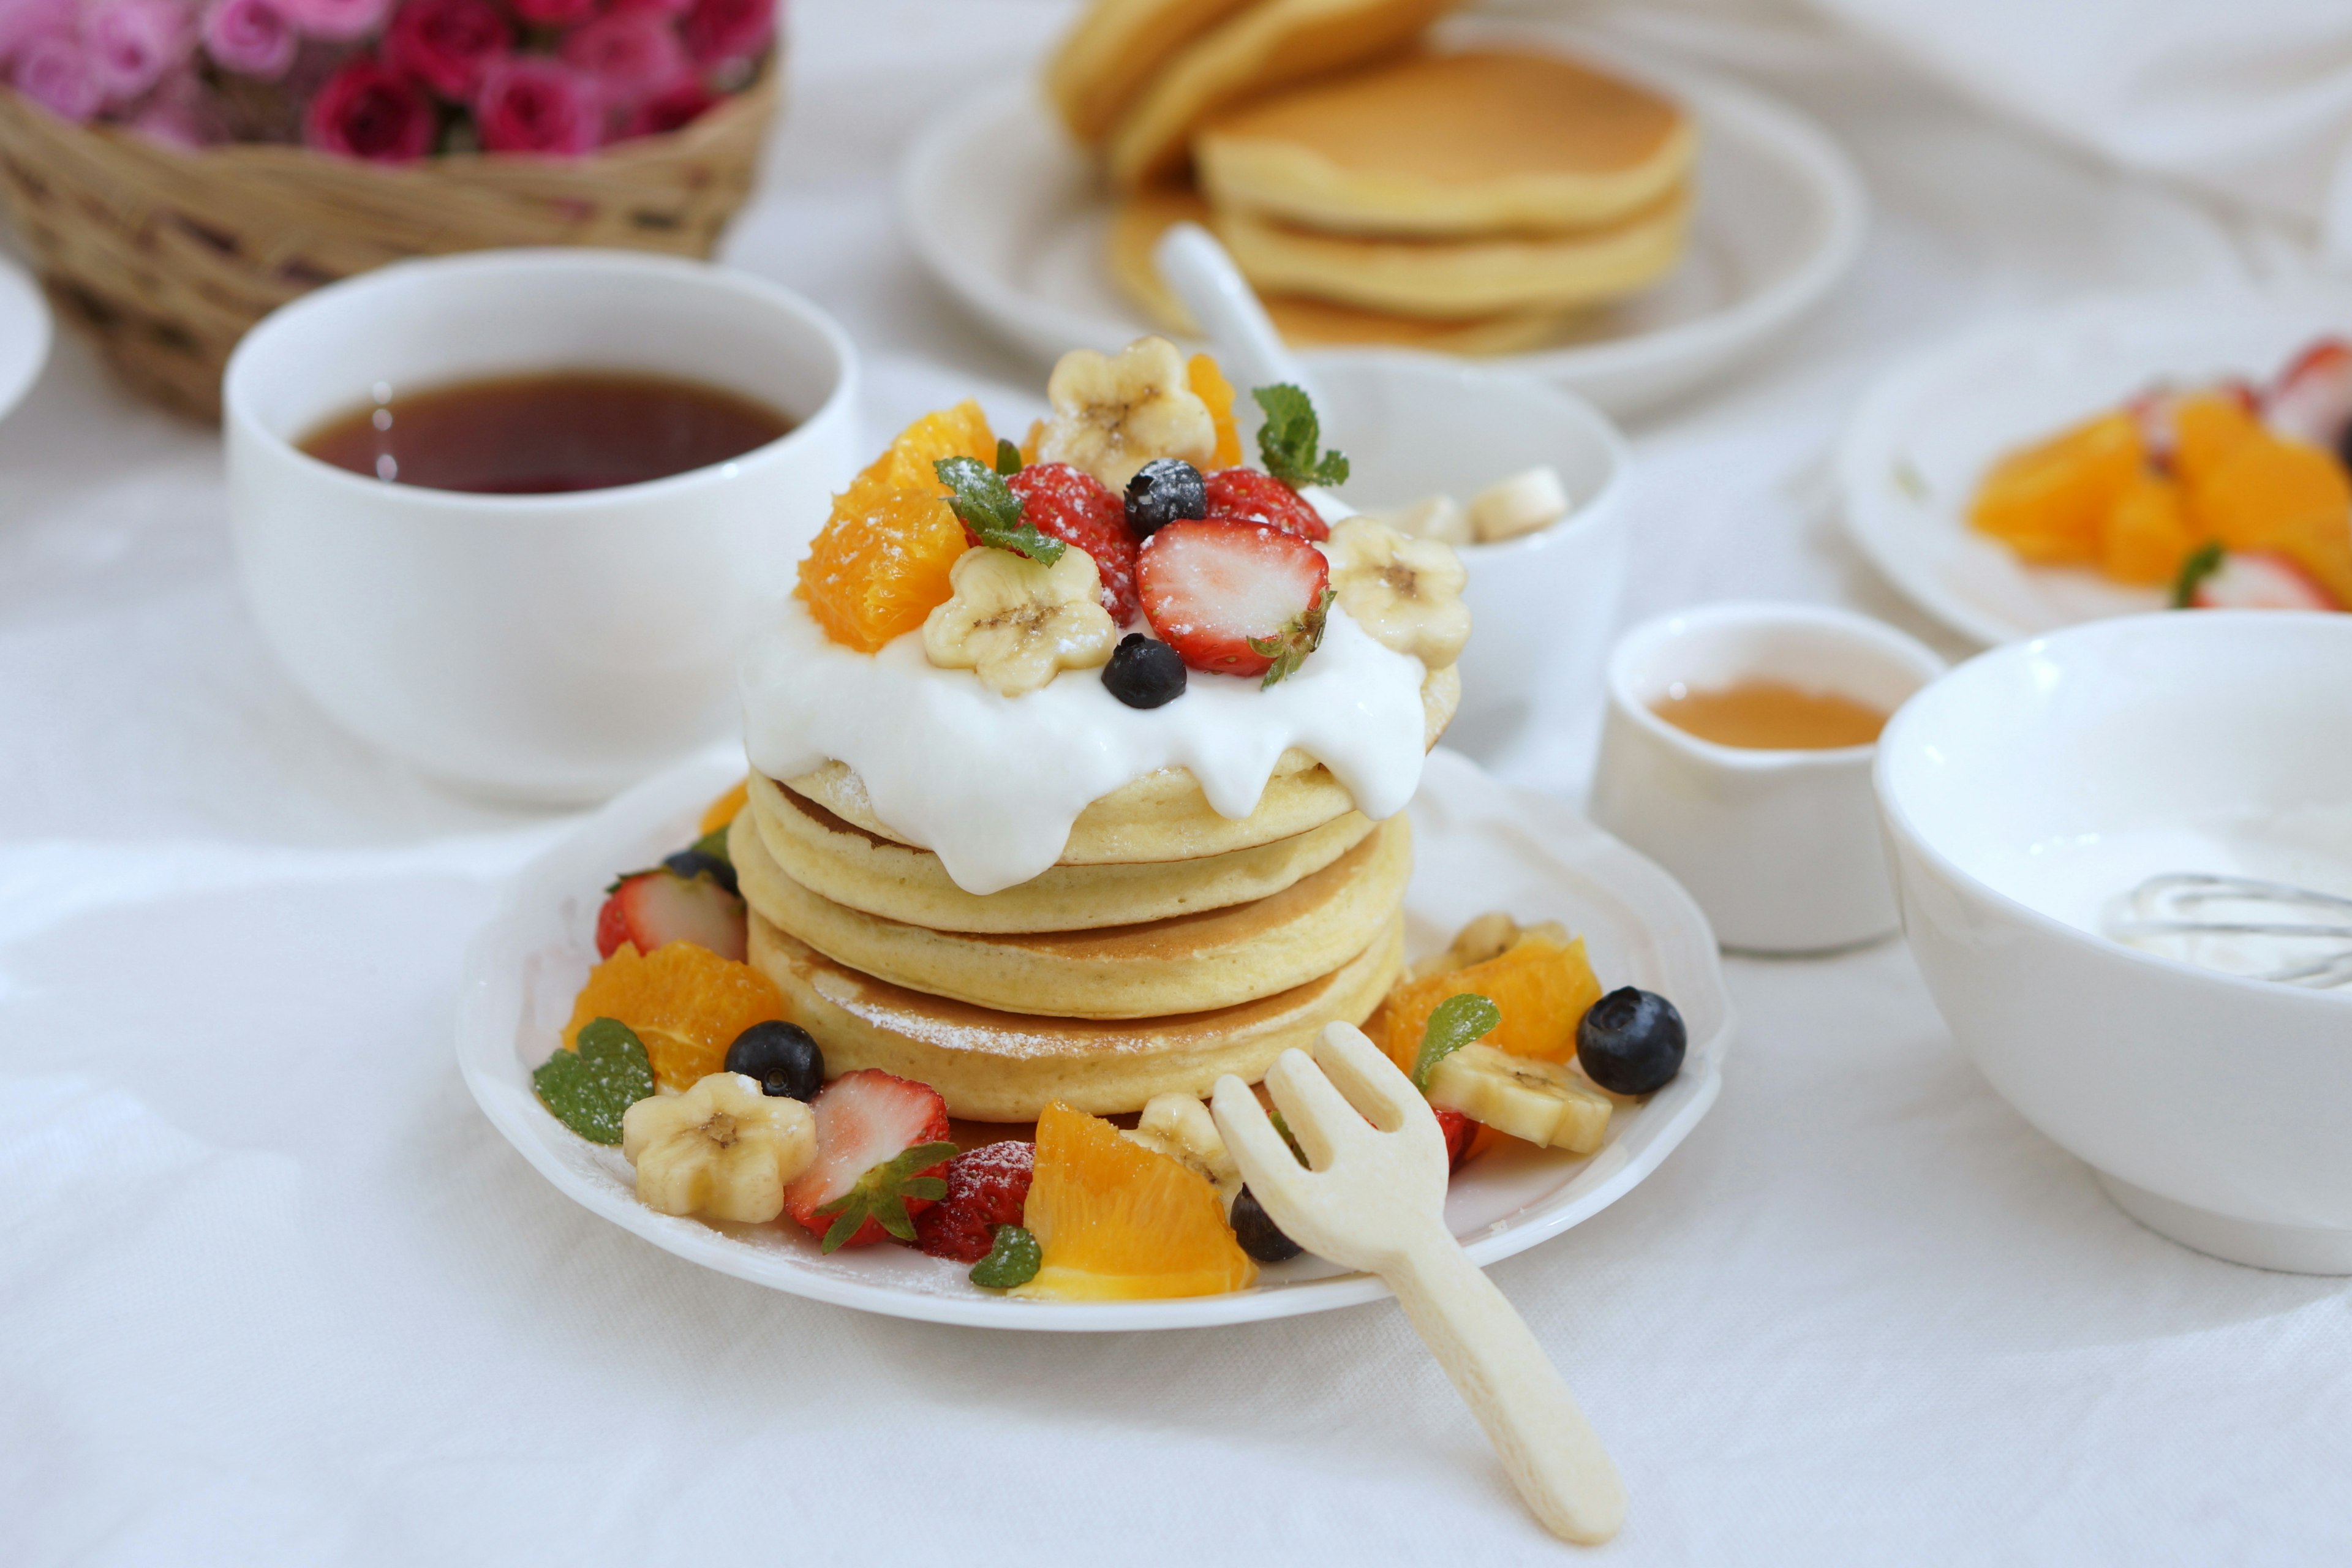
[1230,1185,1302,1262]
[1124,458,1206,537]
[1101,632,1186,709]
[1575,987,1686,1095]
[663,848,738,897]
[723,1020,824,1100]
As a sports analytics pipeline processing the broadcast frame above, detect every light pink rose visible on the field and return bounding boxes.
[85,0,189,102]
[279,0,390,42]
[200,0,295,78]
[0,0,77,66]
[473,55,601,155]
[557,9,682,111]
[9,31,102,119]
[130,66,209,145]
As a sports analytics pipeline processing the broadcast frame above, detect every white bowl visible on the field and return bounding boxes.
[1877,611,2352,1273]
[224,249,862,805]
[0,252,51,428]
[1313,354,1632,761]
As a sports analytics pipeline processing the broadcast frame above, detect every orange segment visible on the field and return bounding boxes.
[1368,932,1602,1072]
[1018,1102,1257,1300]
[2188,434,2352,605]
[1969,412,2142,565]
[796,401,998,652]
[2169,393,2261,492]
[562,941,785,1091]
[2100,471,2196,586]
[699,778,750,836]
[1189,353,1243,470]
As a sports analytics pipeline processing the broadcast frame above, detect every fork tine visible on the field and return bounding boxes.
[1265,1047,1374,1170]
[1312,1022,1420,1132]
[1209,1074,1303,1199]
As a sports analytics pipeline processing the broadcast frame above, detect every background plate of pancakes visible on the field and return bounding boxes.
[900,16,1865,416]
[458,746,1733,1331]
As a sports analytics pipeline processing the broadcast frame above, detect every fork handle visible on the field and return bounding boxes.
[1384,1229,1627,1545]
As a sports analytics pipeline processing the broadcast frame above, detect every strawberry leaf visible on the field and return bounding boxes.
[532,1018,655,1145]
[2173,541,2225,608]
[813,1139,960,1253]
[935,456,1066,565]
[1253,384,1349,489]
[1412,993,1502,1091]
[968,1223,1042,1289]
[1248,586,1333,688]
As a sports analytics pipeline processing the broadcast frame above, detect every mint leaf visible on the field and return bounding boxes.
[2173,541,2224,608]
[995,437,1024,477]
[1412,993,1502,1091]
[688,824,731,863]
[1253,384,1349,488]
[969,1223,1042,1289]
[1248,586,1333,689]
[813,1139,960,1253]
[533,1018,656,1145]
[934,456,1065,566]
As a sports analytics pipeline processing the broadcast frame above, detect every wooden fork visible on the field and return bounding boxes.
[1210,1023,1628,1545]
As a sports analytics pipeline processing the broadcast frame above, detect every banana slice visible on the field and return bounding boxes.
[1408,911,1576,981]
[1426,1044,1611,1153]
[1468,466,1571,543]
[1122,1092,1244,1211]
[922,546,1118,696]
[1325,516,1471,671]
[1038,336,1217,492]
[621,1072,816,1223]
[1376,494,1474,548]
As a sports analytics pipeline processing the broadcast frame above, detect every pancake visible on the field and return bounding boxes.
[748,911,1406,1119]
[1194,50,1695,236]
[785,662,1458,864]
[1045,0,1259,143]
[1109,183,1585,354]
[1105,0,1466,189]
[1215,186,1689,318]
[734,809,1412,1018]
[747,772,1378,933]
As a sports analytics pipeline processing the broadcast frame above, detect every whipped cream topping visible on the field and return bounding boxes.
[738,590,1433,896]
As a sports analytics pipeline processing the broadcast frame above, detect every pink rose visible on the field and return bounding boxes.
[557,9,680,111]
[618,74,710,138]
[508,0,596,26]
[200,0,295,78]
[382,0,506,99]
[130,67,209,145]
[473,56,600,154]
[611,0,689,17]
[85,0,189,102]
[279,0,390,42]
[679,0,767,70]
[304,55,434,160]
[0,0,77,66]
[9,32,101,118]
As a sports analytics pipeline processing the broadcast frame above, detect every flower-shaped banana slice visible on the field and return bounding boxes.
[621,1071,816,1224]
[923,546,1118,696]
[1325,516,1471,670]
[1037,335,1216,492]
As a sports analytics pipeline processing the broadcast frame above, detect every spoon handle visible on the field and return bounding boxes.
[1385,1229,1627,1545]
[1152,221,1321,404]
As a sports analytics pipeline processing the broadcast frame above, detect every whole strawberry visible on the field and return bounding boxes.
[1002,462,1140,624]
[911,1140,1035,1262]
[1204,467,1328,542]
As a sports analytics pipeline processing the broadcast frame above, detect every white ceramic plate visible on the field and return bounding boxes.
[897,19,1865,417]
[0,254,51,426]
[457,746,1732,1330]
[1839,281,2352,646]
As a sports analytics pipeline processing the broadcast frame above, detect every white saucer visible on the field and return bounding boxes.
[897,18,1865,417]
[1839,281,2352,646]
[456,746,1732,1331]
[0,254,51,426]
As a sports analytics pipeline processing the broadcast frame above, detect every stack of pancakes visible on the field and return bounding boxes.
[1047,0,1696,354]
[729,671,1459,1121]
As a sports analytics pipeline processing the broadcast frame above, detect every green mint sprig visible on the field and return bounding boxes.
[813,1139,959,1252]
[995,438,1024,477]
[1411,993,1502,1092]
[1248,586,1333,689]
[532,1018,656,1145]
[934,456,1065,566]
[2172,541,2225,608]
[969,1223,1042,1289]
[1253,384,1349,488]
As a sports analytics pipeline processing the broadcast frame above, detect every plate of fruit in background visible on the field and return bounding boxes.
[1839,281,2352,646]
[455,745,1732,1332]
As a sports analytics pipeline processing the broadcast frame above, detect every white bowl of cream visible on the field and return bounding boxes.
[1876,610,2352,1273]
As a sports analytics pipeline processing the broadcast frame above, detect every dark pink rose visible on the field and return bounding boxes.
[305,55,435,160]
[279,0,390,41]
[508,0,597,26]
[200,0,296,78]
[611,0,690,17]
[474,56,600,154]
[0,0,77,67]
[558,9,681,111]
[85,0,189,101]
[382,0,506,99]
[618,73,711,138]
[9,32,102,119]
[679,0,767,69]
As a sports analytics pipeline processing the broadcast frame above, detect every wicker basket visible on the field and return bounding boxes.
[0,64,780,418]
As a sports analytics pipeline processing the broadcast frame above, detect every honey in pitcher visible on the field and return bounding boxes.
[1651,679,1888,750]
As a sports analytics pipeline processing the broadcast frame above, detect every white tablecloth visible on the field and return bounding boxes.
[4,4,2346,1563]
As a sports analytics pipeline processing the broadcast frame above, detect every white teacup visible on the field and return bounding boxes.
[224,248,861,804]
[1588,602,1945,952]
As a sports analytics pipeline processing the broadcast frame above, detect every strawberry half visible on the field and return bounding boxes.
[1137,519,1332,679]
[2183,548,2342,611]
[1001,461,1140,624]
[2264,337,2352,453]
[782,1069,955,1250]
[1434,1105,1476,1171]
[1203,467,1328,541]
[595,867,747,962]
[910,1140,1035,1262]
